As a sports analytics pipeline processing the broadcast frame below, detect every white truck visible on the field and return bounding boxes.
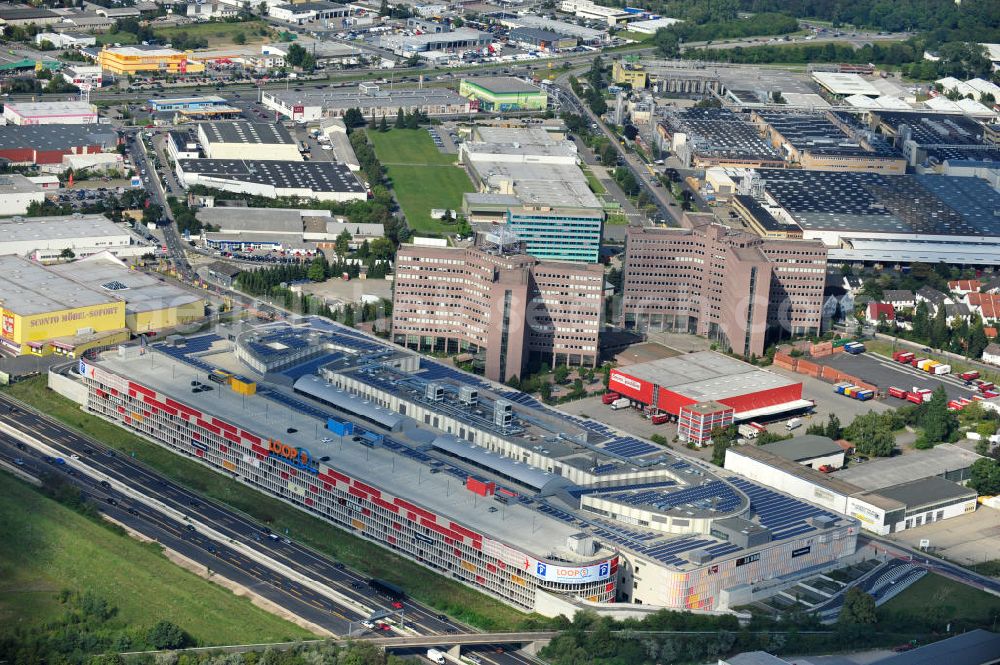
[785,418,802,431]
[609,397,631,410]
[427,648,446,664]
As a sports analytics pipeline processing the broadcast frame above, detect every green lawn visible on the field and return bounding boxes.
[368,129,475,236]
[96,31,138,46]
[155,20,271,46]
[863,338,1000,385]
[616,31,655,42]
[2,377,542,631]
[880,573,1000,625]
[0,472,312,646]
[581,168,606,195]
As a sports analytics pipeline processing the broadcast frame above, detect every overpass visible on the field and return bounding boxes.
[358,631,559,648]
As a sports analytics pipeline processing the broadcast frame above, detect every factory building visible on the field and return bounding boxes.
[73,318,858,614]
[0,214,149,262]
[0,175,46,216]
[175,159,367,202]
[96,45,206,75]
[197,121,302,161]
[379,28,492,57]
[61,65,103,89]
[459,77,548,112]
[392,233,603,382]
[2,101,99,126]
[620,219,828,357]
[261,86,472,122]
[558,0,630,26]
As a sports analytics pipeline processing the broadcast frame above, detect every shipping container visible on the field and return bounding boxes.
[856,390,874,401]
[893,351,914,363]
[888,386,907,399]
[651,413,669,425]
[844,342,866,354]
[958,371,980,381]
[932,364,951,375]
[906,392,924,404]
[326,418,354,437]
[602,392,621,405]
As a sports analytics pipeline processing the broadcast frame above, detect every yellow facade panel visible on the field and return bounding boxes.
[223,460,236,471]
[511,574,526,587]
[460,560,477,573]
[14,302,126,346]
[351,518,366,531]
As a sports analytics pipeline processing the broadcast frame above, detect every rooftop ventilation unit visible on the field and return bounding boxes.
[494,398,513,428]
[458,385,478,407]
[425,382,444,401]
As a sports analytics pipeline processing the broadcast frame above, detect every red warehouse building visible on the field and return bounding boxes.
[0,125,119,165]
[609,352,810,443]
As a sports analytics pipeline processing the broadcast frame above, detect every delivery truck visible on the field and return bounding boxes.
[610,397,631,410]
[427,648,446,664]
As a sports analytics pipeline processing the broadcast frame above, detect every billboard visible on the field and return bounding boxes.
[609,369,654,404]
[1,310,13,339]
[527,556,615,584]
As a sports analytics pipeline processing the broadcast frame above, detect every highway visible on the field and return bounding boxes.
[0,392,538,664]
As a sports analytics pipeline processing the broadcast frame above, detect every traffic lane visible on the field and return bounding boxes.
[0,397,457,637]
[861,536,1000,595]
[0,436,351,634]
[811,352,977,401]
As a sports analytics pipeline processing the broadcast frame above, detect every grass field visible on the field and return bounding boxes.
[616,31,655,42]
[367,129,475,236]
[155,20,271,46]
[863,338,1000,384]
[581,167,606,195]
[880,573,1000,624]
[0,472,311,646]
[2,377,541,631]
[96,31,138,46]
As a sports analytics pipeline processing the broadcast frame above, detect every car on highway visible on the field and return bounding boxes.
[13,458,23,466]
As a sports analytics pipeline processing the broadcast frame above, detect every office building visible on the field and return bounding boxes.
[620,219,827,357]
[62,65,103,89]
[392,233,604,381]
[505,207,604,263]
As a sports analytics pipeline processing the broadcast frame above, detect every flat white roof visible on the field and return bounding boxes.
[811,72,880,97]
[835,443,982,490]
[0,214,127,244]
[617,351,799,402]
[4,101,97,117]
[0,255,118,316]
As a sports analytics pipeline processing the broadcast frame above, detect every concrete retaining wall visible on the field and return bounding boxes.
[48,370,87,405]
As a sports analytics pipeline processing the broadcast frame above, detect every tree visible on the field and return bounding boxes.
[652,28,680,57]
[839,588,877,625]
[969,319,989,358]
[554,364,570,384]
[825,413,843,440]
[843,411,896,457]
[912,300,931,341]
[335,229,352,256]
[969,458,1000,495]
[343,303,355,327]
[146,620,189,650]
[930,306,948,349]
[623,124,639,140]
[379,115,389,132]
[539,381,552,402]
[395,107,405,129]
[710,424,738,466]
[919,385,957,446]
[343,107,365,129]
[233,31,246,45]
[60,247,75,259]
[307,255,326,281]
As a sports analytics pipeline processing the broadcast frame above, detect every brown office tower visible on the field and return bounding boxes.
[392,233,604,382]
[620,219,826,357]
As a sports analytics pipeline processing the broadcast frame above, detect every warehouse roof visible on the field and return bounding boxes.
[102,45,184,57]
[869,475,976,511]
[812,72,880,96]
[150,95,228,106]
[759,435,842,462]
[0,254,118,316]
[0,7,59,20]
[616,351,799,403]
[835,444,982,490]
[200,121,295,146]
[196,207,327,234]
[4,101,96,118]
[178,159,366,194]
[48,252,204,315]
[0,124,117,151]
[464,76,541,94]
[0,213,126,245]
[510,27,567,42]
[266,86,468,111]
[0,174,43,195]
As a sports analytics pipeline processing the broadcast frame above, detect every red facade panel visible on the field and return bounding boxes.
[656,387,697,416]
[718,382,803,413]
[352,480,380,498]
[608,369,655,404]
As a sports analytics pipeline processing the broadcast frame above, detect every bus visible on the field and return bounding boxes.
[369,578,405,602]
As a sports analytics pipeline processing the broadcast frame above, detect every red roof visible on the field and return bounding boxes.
[868,302,896,321]
[967,293,1000,320]
[948,279,981,292]
[986,327,998,339]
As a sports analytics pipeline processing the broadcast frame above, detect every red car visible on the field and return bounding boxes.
[376,622,391,632]
[391,601,403,609]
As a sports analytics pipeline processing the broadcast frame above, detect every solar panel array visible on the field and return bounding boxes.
[101,280,129,291]
[601,436,660,458]
[729,477,840,540]
[178,159,366,194]
[156,334,221,372]
[598,480,744,514]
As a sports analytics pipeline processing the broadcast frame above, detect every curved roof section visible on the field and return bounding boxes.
[293,374,406,431]
[430,434,575,495]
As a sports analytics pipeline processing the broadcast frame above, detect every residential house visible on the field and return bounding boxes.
[867,302,896,325]
[883,289,915,309]
[916,285,952,313]
[842,275,863,293]
[945,302,972,322]
[967,293,1000,321]
[948,279,981,296]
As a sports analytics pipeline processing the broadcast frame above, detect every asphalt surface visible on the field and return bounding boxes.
[0,393,537,665]
[812,351,982,402]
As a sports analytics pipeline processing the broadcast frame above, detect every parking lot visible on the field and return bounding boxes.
[888,507,1000,566]
[811,351,979,402]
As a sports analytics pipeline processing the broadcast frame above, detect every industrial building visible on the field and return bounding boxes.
[148,96,232,113]
[626,17,684,34]
[392,233,604,382]
[756,435,845,470]
[47,253,205,333]
[750,110,906,174]
[175,159,367,202]
[0,124,119,165]
[261,86,472,122]
[0,254,127,357]
[559,0,630,26]
[0,213,150,262]
[0,175,46,216]
[620,219,828,358]
[61,65,103,89]
[2,101,99,126]
[725,444,978,535]
[459,77,548,112]
[96,45,206,75]
[268,1,352,24]
[195,207,383,252]
[197,121,302,161]
[72,317,858,614]
[811,72,881,98]
[0,6,60,26]
[379,28,492,57]
[658,108,785,169]
[867,110,1000,168]
[608,352,810,445]
[502,15,607,45]
[508,27,577,51]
